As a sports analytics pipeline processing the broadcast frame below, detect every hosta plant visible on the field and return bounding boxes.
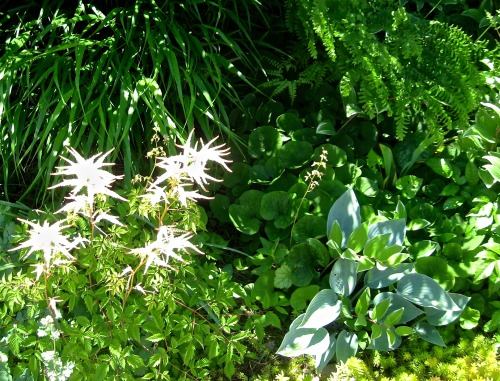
[276,188,470,372]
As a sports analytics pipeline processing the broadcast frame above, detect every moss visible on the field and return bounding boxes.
[325,334,500,381]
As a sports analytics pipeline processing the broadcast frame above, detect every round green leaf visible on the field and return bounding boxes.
[248,126,282,159]
[313,144,347,167]
[415,256,455,291]
[292,215,326,243]
[277,141,313,169]
[274,264,293,289]
[460,307,480,330]
[290,285,321,311]
[260,191,295,228]
[277,112,303,132]
[287,243,318,287]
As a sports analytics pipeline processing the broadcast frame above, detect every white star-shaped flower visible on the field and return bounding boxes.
[50,147,127,202]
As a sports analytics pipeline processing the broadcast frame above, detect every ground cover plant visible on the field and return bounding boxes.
[1,0,500,380]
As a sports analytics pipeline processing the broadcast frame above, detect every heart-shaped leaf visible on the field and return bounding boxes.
[329,258,359,297]
[327,188,361,248]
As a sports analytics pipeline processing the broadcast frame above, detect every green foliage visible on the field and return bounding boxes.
[0,0,265,203]
[277,189,470,371]
[0,143,257,380]
[285,0,498,141]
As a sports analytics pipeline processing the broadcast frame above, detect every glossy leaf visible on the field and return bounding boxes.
[413,321,445,346]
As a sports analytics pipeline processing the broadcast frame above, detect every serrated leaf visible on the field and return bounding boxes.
[329,258,359,297]
[299,289,342,328]
[397,273,460,311]
[95,363,109,381]
[336,330,358,363]
[274,264,293,289]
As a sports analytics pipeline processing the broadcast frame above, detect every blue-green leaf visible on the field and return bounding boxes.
[277,327,329,357]
[336,330,358,363]
[315,334,337,372]
[327,188,361,249]
[413,321,445,346]
[329,258,359,297]
[397,273,460,311]
[367,219,406,246]
[373,293,424,324]
[299,289,342,328]
[424,293,470,326]
[364,263,414,289]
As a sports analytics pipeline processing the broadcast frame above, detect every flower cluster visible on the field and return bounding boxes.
[50,148,127,226]
[134,131,231,270]
[12,131,231,277]
[144,130,231,207]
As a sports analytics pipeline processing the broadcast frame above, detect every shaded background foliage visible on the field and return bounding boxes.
[1,0,500,379]
[0,0,269,204]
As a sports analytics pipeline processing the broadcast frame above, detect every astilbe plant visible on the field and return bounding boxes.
[4,132,234,380]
